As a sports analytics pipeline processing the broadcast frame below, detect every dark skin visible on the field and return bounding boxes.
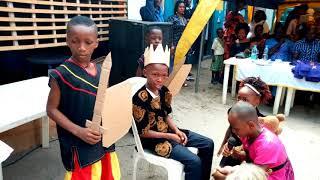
[176,2,185,16]
[212,29,224,55]
[136,29,163,77]
[218,86,261,155]
[46,25,101,145]
[141,64,188,145]
[269,27,286,56]
[154,0,162,7]
[293,26,320,60]
[213,113,266,179]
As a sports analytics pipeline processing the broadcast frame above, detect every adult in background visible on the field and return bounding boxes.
[265,23,294,62]
[224,0,246,59]
[293,25,320,62]
[248,10,269,38]
[140,0,164,22]
[167,1,188,48]
[284,4,308,41]
[167,1,195,84]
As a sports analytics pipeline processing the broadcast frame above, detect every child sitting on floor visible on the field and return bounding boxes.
[214,101,294,180]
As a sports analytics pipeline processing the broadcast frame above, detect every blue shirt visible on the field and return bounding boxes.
[265,38,294,62]
[140,0,164,22]
[293,39,320,62]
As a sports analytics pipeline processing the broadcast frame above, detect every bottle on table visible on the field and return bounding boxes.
[251,45,259,60]
[263,45,269,61]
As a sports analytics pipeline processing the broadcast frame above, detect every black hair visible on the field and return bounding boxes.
[174,0,185,15]
[216,27,223,34]
[254,10,267,22]
[67,15,98,35]
[235,23,250,35]
[254,24,264,36]
[229,101,258,122]
[239,77,272,104]
[146,26,163,36]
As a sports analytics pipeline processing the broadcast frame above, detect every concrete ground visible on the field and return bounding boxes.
[3,59,320,180]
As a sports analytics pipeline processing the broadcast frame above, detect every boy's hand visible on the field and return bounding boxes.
[169,133,183,144]
[176,130,188,145]
[77,127,102,145]
[231,146,246,160]
[222,143,233,157]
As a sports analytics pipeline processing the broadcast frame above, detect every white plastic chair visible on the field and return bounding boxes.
[128,77,198,180]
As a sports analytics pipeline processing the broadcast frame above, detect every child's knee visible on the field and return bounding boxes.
[188,155,202,168]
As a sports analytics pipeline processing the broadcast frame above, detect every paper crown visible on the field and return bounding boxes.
[144,44,170,67]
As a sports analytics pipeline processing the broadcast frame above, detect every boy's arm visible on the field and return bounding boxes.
[141,130,181,143]
[46,79,101,145]
[166,116,187,145]
[218,127,232,155]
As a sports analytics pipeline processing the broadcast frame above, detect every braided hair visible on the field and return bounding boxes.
[239,77,272,104]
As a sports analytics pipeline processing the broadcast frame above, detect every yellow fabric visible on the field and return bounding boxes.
[64,171,72,180]
[248,6,254,23]
[110,152,121,180]
[91,160,102,180]
[61,64,98,89]
[173,0,222,71]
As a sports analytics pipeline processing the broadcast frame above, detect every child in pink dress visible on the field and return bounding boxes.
[217,101,294,180]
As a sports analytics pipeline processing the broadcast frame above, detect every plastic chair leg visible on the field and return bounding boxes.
[133,155,140,180]
[167,166,184,180]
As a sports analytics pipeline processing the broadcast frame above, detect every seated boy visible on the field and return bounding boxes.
[132,44,214,180]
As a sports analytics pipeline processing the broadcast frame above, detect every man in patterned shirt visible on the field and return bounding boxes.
[293,25,320,62]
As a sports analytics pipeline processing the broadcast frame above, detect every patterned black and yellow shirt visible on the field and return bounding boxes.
[133,85,178,158]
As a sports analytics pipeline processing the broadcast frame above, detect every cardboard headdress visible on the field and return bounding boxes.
[144,44,170,67]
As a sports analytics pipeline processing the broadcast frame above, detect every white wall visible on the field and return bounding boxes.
[128,0,146,20]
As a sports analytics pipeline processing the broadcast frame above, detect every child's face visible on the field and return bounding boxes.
[67,25,98,62]
[237,86,260,107]
[237,29,247,40]
[228,113,253,138]
[255,26,263,37]
[147,29,163,49]
[143,64,169,90]
[217,29,224,39]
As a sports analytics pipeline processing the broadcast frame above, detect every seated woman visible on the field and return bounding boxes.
[230,23,251,58]
[265,23,294,62]
[250,24,267,58]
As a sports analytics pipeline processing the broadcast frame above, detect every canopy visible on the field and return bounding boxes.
[224,0,285,9]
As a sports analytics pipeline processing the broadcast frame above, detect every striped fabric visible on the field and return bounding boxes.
[64,152,121,180]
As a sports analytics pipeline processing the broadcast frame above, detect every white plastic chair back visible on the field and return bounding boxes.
[127,77,147,155]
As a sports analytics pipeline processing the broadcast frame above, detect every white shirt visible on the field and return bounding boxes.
[211,38,224,55]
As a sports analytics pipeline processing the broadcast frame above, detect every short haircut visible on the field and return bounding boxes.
[67,15,98,35]
[146,26,163,37]
[229,101,258,123]
[254,24,264,35]
[235,23,250,35]
[255,10,267,21]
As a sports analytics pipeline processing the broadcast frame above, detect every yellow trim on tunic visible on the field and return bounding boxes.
[61,64,98,89]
